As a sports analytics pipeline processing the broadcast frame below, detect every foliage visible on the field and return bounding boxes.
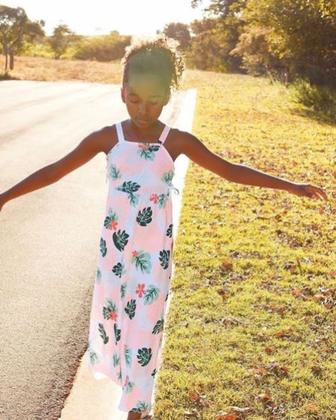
[289,78,336,123]
[73,33,131,61]
[0,5,44,71]
[162,22,191,50]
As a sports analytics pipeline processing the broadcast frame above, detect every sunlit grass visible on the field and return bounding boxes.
[2,54,335,419]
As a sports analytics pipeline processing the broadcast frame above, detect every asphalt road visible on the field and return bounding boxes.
[0,80,186,420]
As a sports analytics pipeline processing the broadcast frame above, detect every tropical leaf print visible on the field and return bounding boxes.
[161,169,174,185]
[120,282,127,298]
[113,229,129,251]
[89,349,99,365]
[100,238,107,257]
[98,323,109,344]
[125,299,136,319]
[112,262,124,277]
[108,164,121,180]
[114,323,121,345]
[152,318,164,334]
[112,353,120,367]
[104,208,119,230]
[116,180,140,194]
[136,207,153,226]
[124,346,132,367]
[116,180,141,207]
[132,250,152,273]
[151,368,157,377]
[143,285,160,305]
[118,367,122,381]
[123,378,135,393]
[137,143,160,160]
[166,223,173,238]
[137,347,152,366]
[159,249,170,269]
[130,401,151,413]
[96,267,102,283]
[102,299,118,321]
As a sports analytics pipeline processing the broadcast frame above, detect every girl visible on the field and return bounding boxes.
[0,35,328,420]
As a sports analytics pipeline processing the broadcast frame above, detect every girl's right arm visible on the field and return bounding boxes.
[0,126,110,211]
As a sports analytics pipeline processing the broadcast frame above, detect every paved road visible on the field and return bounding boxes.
[0,80,188,420]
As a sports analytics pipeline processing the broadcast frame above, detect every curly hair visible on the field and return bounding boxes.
[121,34,185,97]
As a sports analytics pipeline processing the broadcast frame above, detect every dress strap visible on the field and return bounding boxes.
[158,125,170,144]
[116,122,125,143]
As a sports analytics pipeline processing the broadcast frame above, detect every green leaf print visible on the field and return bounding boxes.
[89,349,99,365]
[114,323,121,345]
[104,208,118,230]
[157,193,169,209]
[102,299,118,321]
[132,251,152,273]
[118,367,122,381]
[166,223,173,238]
[116,181,141,207]
[112,262,124,277]
[124,346,132,367]
[96,267,102,283]
[124,299,136,319]
[151,368,157,377]
[123,379,135,394]
[108,164,121,180]
[143,285,160,305]
[136,206,153,226]
[113,229,129,251]
[161,169,174,185]
[120,282,127,298]
[116,180,140,194]
[130,401,151,412]
[100,238,107,257]
[152,318,164,334]
[136,347,152,366]
[159,249,170,269]
[138,144,160,160]
[98,323,109,344]
[112,353,120,367]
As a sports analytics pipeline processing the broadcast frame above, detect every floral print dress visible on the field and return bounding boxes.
[87,120,179,413]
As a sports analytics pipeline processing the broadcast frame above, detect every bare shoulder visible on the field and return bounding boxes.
[171,128,210,160]
[93,124,117,155]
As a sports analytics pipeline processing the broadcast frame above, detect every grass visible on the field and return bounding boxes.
[3,55,336,419]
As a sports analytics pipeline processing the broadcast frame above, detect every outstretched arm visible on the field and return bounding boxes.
[179,131,328,201]
[0,126,109,211]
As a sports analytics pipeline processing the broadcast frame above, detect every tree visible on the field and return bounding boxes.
[48,24,75,59]
[163,22,191,50]
[0,5,44,72]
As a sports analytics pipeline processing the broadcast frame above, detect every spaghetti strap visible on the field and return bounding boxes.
[116,122,125,143]
[158,125,170,144]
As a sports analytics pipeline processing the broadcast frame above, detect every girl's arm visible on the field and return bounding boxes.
[180,131,328,201]
[0,127,109,211]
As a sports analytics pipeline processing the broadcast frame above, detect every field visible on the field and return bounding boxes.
[2,55,336,419]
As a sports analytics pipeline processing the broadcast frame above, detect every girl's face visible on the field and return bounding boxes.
[121,73,170,129]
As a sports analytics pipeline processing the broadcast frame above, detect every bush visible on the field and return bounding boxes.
[289,78,336,122]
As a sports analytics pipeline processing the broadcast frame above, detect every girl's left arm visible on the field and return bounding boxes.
[180,132,328,201]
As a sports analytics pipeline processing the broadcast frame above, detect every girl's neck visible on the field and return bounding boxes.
[126,119,163,141]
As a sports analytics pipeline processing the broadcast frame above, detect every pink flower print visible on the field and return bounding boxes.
[138,143,150,151]
[109,310,118,321]
[132,250,139,257]
[110,220,118,230]
[150,193,159,203]
[136,283,146,297]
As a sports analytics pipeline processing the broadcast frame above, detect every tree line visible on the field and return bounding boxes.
[1,1,335,89]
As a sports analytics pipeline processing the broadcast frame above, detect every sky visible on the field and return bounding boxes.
[3,0,211,37]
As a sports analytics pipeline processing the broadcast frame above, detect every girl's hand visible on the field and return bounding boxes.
[289,183,328,201]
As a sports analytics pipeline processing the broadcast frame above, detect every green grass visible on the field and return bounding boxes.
[2,56,335,419]
[153,72,336,419]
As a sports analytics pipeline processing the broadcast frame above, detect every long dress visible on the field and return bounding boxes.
[87,120,179,413]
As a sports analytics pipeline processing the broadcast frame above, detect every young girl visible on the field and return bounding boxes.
[0,35,328,420]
